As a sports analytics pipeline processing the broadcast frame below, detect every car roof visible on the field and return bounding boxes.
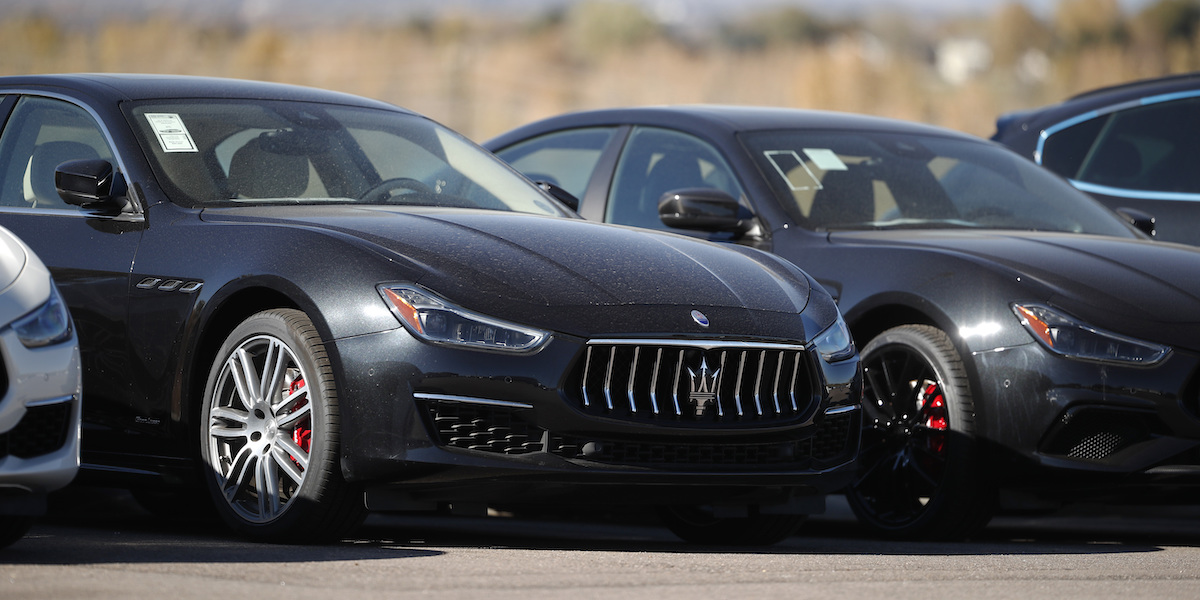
[0,73,405,112]
[996,71,1200,135]
[486,104,981,149]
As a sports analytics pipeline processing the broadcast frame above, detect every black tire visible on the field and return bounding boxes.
[0,517,33,549]
[200,309,365,543]
[846,324,995,540]
[658,506,805,546]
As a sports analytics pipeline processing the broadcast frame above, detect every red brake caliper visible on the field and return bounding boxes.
[919,382,948,454]
[289,377,312,456]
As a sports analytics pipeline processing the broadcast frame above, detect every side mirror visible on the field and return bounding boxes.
[1115,207,1156,238]
[658,188,746,233]
[56,159,127,212]
[536,180,580,212]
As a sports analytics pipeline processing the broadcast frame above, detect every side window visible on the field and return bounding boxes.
[607,127,743,231]
[493,127,616,201]
[1045,96,1200,193]
[1077,97,1200,193]
[1041,116,1106,179]
[0,96,115,210]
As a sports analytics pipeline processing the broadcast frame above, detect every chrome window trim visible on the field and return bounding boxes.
[1069,179,1200,202]
[1035,89,1200,202]
[0,88,145,219]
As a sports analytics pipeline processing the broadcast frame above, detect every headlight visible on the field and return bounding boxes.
[379,284,550,353]
[13,284,73,348]
[1012,303,1169,366]
[813,313,856,363]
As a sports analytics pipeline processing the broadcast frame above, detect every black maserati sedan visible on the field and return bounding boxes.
[485,106,1200,540]
[0,75,861,545]
[993,73,1200,246]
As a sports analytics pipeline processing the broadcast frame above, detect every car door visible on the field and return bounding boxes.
[0,94,151,460]
[494,125,755,243]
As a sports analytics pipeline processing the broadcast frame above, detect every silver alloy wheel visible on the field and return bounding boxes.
[206,334,313,524]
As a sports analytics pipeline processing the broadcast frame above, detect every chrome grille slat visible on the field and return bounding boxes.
[649,348,663,415]
[575,341,818,425]
[733,352,747,417]
[789,353,801,412]
[671,349,684,416]
[772,353,785,414]
[603,346,616,410]
[581,346,594,408]
[627,346,640,412]
[753,350,766,416]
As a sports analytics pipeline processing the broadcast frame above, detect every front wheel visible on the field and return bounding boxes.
[846,325,994,540]
[658,506,805,546]
[200,309,365,543]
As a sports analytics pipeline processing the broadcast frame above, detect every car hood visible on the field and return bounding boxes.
[202,207,817,338]
[834,229,1200,343]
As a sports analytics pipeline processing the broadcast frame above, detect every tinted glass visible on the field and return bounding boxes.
[607,127,744,232]
[123,100,567,216]
[1041,115,1106,179]
[0,97,115,210]
[1067,97,1200,193]
[493,127,615,201]
[742,130,1136,237]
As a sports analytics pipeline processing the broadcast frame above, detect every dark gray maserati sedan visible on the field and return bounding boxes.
[0,75,861,545]
[486,105,1200,540]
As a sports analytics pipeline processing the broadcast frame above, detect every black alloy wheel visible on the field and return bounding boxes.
[846,324,994,540]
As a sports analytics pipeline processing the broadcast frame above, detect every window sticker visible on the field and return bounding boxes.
[145,113,198,153]
[803,148,848,171]
[764,150,822,191]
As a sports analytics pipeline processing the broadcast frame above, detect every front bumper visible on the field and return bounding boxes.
[971,340,1200,497]
[330,328,861,510]
[0,327,82,516]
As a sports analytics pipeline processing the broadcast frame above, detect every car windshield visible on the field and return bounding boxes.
[123,100,566,216]
[741,130,1137,237]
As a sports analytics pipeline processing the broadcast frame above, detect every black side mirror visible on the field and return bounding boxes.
[536,180,580,212]
[56,159,127,212]
[1115,207,1156,238]
[658,188,746,233]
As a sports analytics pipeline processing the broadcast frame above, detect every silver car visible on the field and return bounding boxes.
[0,225,80,548]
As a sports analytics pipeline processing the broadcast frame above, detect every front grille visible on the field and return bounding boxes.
[812,410,854,461]
[0,401,73,460]
[422,397,857,470]
[423,401,542,454]
[572,341,820,425]
[1040,407,1156,462]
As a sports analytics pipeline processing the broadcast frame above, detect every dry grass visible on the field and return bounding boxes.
[1,9,1198,141]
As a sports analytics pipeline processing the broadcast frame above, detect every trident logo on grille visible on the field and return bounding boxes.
[687,357,720,417]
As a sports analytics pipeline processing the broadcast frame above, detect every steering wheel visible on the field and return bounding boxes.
[359,177,433,204]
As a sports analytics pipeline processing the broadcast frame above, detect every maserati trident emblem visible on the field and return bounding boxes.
[691,310,710,327]
[687,357,720,417]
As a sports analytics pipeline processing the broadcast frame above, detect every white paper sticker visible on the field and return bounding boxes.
[803,148,848,171]
[145,113,198,153]
[764,150,821,191]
